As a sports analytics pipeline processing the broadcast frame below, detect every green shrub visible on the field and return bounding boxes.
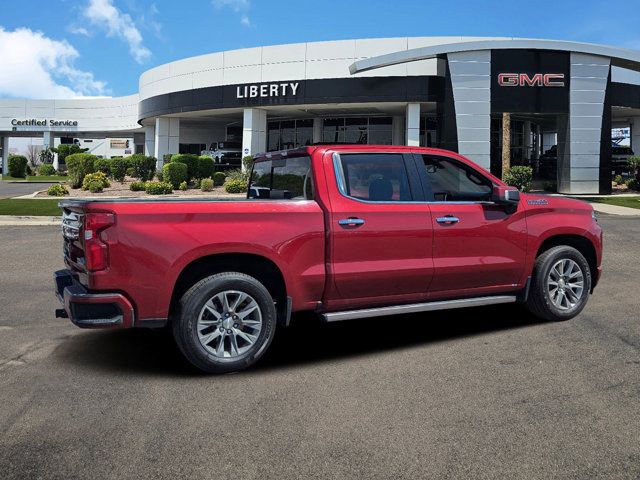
[242,155,253,172]
[162,153,174,164]
[162,162,188,189]
[130,181,146,191]
[66,153,96,188]
[624,178,639,190]
[613,174,623,185]
[198,156,214,179]
[54,144,88,166]
[201,178,214,192]
[156,169,163,182]
[86,179,105,193]
[110,157,128,183]
[627,156,640,173]
[7,155,28,178]
[94,158,111,176]
[179,180,188,191]
[82,172,110,191]
[26,165,33,176]
[543,181,557,192]
[145,181,173,195]
[170,154,199,180]
[213,171,226,186]
[47,184,68,196]
[39,148,55,165]
[226,168,249,183]
[38,164,56,176]
[503,166,533,192]
[224,178,247,193]
[126,167,135,177]
[128,154,157,181]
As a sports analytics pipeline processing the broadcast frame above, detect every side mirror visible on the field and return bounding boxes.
[492,185,521,205]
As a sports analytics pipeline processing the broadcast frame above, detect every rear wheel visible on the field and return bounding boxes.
[173,272,277,373]
[526,246,592,321]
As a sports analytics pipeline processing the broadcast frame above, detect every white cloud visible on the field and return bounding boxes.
[213,0,252,27]
[83,0,151,63]
[0,27,108,99]
[68,25,90,36]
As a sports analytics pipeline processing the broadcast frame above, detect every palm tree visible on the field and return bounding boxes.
[501,112,511,179]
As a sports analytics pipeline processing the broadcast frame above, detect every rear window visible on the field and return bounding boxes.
[249,156,313,200]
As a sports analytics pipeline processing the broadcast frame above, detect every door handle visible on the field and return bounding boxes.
[338,217,365,227]
[436,215,459,225]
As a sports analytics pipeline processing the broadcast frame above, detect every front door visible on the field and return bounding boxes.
[415,153,528,298]
[325,150,434,309]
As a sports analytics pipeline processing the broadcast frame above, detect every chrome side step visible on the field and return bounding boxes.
[322,295,517,323]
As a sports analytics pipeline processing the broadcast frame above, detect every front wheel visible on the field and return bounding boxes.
[526,246,592,321]
[173,272,277,373]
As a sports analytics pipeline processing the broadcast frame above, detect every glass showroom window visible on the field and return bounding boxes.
[267,119,314,151]
[322,117,392,145]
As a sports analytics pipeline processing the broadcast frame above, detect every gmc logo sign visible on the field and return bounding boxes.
[498,73,565,87]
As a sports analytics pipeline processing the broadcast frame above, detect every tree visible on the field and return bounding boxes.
[501,112,511,180]
[53,144,88,166]
[26,144,42,167]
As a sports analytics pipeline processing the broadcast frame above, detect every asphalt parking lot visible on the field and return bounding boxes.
[0,181,54,199]
[0,215,638,479]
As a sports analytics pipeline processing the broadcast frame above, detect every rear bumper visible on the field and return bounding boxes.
[54,269,135,329]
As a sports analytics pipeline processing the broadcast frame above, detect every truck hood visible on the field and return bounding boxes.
[521,193,595,215]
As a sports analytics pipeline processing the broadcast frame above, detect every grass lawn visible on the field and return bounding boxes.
[1,175,67,182]
[0,199,62,216]
[581,196,640,210]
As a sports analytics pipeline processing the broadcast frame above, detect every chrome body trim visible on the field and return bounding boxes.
[322,295,517,322]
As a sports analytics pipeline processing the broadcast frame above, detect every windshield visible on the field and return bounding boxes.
[248,156,313,200]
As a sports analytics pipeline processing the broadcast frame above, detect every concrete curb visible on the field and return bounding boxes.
[590,203,640,216]
[0,216,61,226]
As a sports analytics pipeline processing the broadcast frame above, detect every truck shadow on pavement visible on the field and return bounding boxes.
[54,303,544,376]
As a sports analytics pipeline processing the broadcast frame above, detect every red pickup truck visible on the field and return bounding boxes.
[55,145,602,373]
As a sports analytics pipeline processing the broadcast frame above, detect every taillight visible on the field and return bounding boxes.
[83,212,115,272]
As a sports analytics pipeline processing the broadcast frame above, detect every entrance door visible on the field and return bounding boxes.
[415,153,528,298]
[326,151,434,308]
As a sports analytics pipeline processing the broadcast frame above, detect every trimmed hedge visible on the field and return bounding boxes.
[66,153,97,188]
[110,157,128,182]
[38,164,56,176]
[47,184,68,196]
[200,178,214,192]
[94,158,111,176]
[82,172,110,191]
[213,171,226,186]
[170,154,199,180]
[224,178,247,193]
[198,156,214,179]
[130,181,146,191]
[162,162,188,189]
[145,181,173,195]
[7,155,28,178]
[129,154,157,181]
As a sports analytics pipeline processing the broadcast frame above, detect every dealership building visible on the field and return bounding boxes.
[2,36,640,194]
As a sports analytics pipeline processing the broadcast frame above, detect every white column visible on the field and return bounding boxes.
[242,108,267,160]
[406,103,420,146]
[392,115,404,145]
[1,137,9,176]
[144,126,155,157]
[154,118,180,168]
[312,117,323,144]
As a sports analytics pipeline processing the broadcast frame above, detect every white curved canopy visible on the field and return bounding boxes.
[350,38,640,75]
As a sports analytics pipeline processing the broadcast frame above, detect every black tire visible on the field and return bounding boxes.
[172,272,277,373]
[526,246,592,321]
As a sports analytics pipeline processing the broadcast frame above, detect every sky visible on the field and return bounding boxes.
[0,0,639,99]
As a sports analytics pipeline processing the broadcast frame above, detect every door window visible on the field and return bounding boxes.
[336,153,412,202]
[421,155,493,202]
[249,156,313,200]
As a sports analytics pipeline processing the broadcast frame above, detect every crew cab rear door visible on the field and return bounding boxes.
[413,152,527,298]
[323,150,434,309]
